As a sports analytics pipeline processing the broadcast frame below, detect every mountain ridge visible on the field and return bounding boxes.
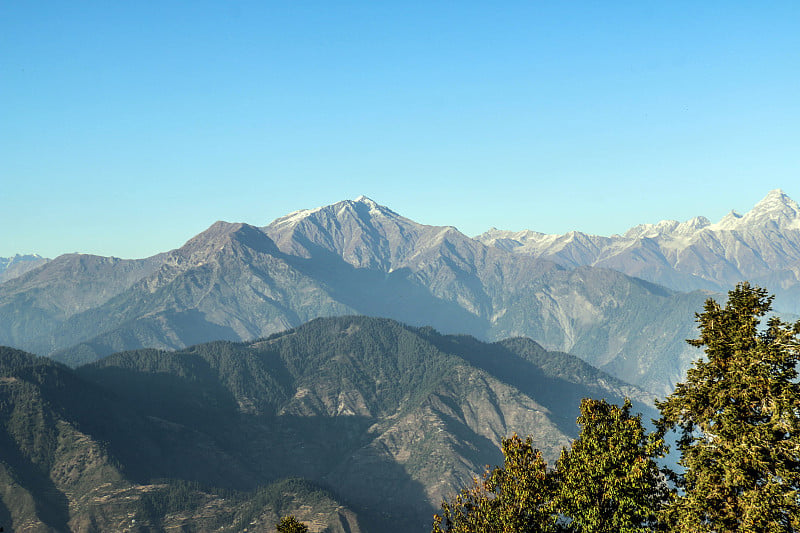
[477,189,800,311]
[0,315,655,532]
[0,195,728,395]
[0,253,50,283]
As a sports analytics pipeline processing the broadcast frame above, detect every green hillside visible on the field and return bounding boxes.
[1,317,654,532]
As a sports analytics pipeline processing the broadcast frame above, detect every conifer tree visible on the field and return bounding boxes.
[552,398,669,532]
[432,434,556,532]
[433,400,670,532]
[657,283,800,532]
[276,515,309,533]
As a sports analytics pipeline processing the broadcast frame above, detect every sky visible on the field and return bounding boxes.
[2,2,799,259]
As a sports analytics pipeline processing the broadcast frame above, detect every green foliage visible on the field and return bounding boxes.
[552,398,668,532]
[432,434,556,533]
[135,480,207,525]
[434,399,668,532]
[230,478,336,531]
[656,283,800,532]
[276,514,309,533]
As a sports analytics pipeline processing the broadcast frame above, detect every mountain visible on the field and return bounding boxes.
[225,196,709,396]
[0,253,166,355]
[477,189,800,313]
[0,316,653,532]
[0,197,709,396]
[0,343,363,532]
[0,254,49,283]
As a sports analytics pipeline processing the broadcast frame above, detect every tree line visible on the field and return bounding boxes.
[432,283,800,532]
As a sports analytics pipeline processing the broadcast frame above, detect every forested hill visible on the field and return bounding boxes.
[0,316,653,532]
[0,344,363,532]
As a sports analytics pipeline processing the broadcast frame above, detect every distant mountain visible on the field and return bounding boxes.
[0,253,166,355]
[0,316,652,532]
[263,196,709,396]
[477,189,800,313]
[0,253,49,283]
[0,197,710,396]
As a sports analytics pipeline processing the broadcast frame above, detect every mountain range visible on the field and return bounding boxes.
[0,316,650,532]
[0,254,49,283]
[1,196,715,397]
[478,189,800,312]
[3,190,797,531]
[3,190,799,396]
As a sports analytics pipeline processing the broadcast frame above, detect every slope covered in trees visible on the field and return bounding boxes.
[435,284,800,532]
[0,316,651,531]
[0,345,361,532]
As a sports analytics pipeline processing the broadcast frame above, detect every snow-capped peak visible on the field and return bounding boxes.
[711,189,800,231]
[675,216,711,235]
[349,195,400,219]
[623,216,710,239]
[710,210,743,231]
[750,189,799,218]
[269,205,324,228]
[354,195,378,206]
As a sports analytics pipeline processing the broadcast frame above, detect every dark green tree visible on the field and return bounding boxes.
[433,398,671,532]
[552,398,669,532]
[276,515,309,533]
[432,434,557,532]
[657,283,800,532]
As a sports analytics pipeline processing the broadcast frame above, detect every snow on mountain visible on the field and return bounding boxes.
[711,189,800,231]
[476,189,800,312]
[263,195,471,271]
[0,253,50,283]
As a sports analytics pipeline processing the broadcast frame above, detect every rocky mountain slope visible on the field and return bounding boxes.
[0,316,652,532]
[0,254,49,283]
[477,189,800,313]
[0,197,711,397]
[0,253,166,356]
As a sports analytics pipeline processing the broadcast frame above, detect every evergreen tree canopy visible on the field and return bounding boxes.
[657,283,800,532]
[276,515,309,533]
[553,398,668,533]
[433,399,668,532]
[432,434,555,533]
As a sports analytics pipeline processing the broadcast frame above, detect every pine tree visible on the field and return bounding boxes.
[276,515,309,533]
[657,283,800,532]
[552,398,669,532]
[432,434,556,532]
[433,399,670,532]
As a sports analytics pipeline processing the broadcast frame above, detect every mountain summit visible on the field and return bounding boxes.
[477,189,800,311]
[0,253,50,282]
[713,188,800,231]
[263,196,423,270]
[0,195,709,396]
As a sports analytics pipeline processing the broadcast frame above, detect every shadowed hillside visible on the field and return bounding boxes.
[1,316,655,532]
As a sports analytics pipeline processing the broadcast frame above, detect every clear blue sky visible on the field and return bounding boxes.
[2,2,799,258]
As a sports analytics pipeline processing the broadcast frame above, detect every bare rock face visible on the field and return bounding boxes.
[0,253,50,283]
[261,196,707,395]
[477,189,800,312]
[1,195,714,396]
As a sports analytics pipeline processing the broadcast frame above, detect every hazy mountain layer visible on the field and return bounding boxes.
[0,254,49,283]
[477,189,800,312]
[0,316,652,532]
[0,253,167,356]
[0,197,711,396]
